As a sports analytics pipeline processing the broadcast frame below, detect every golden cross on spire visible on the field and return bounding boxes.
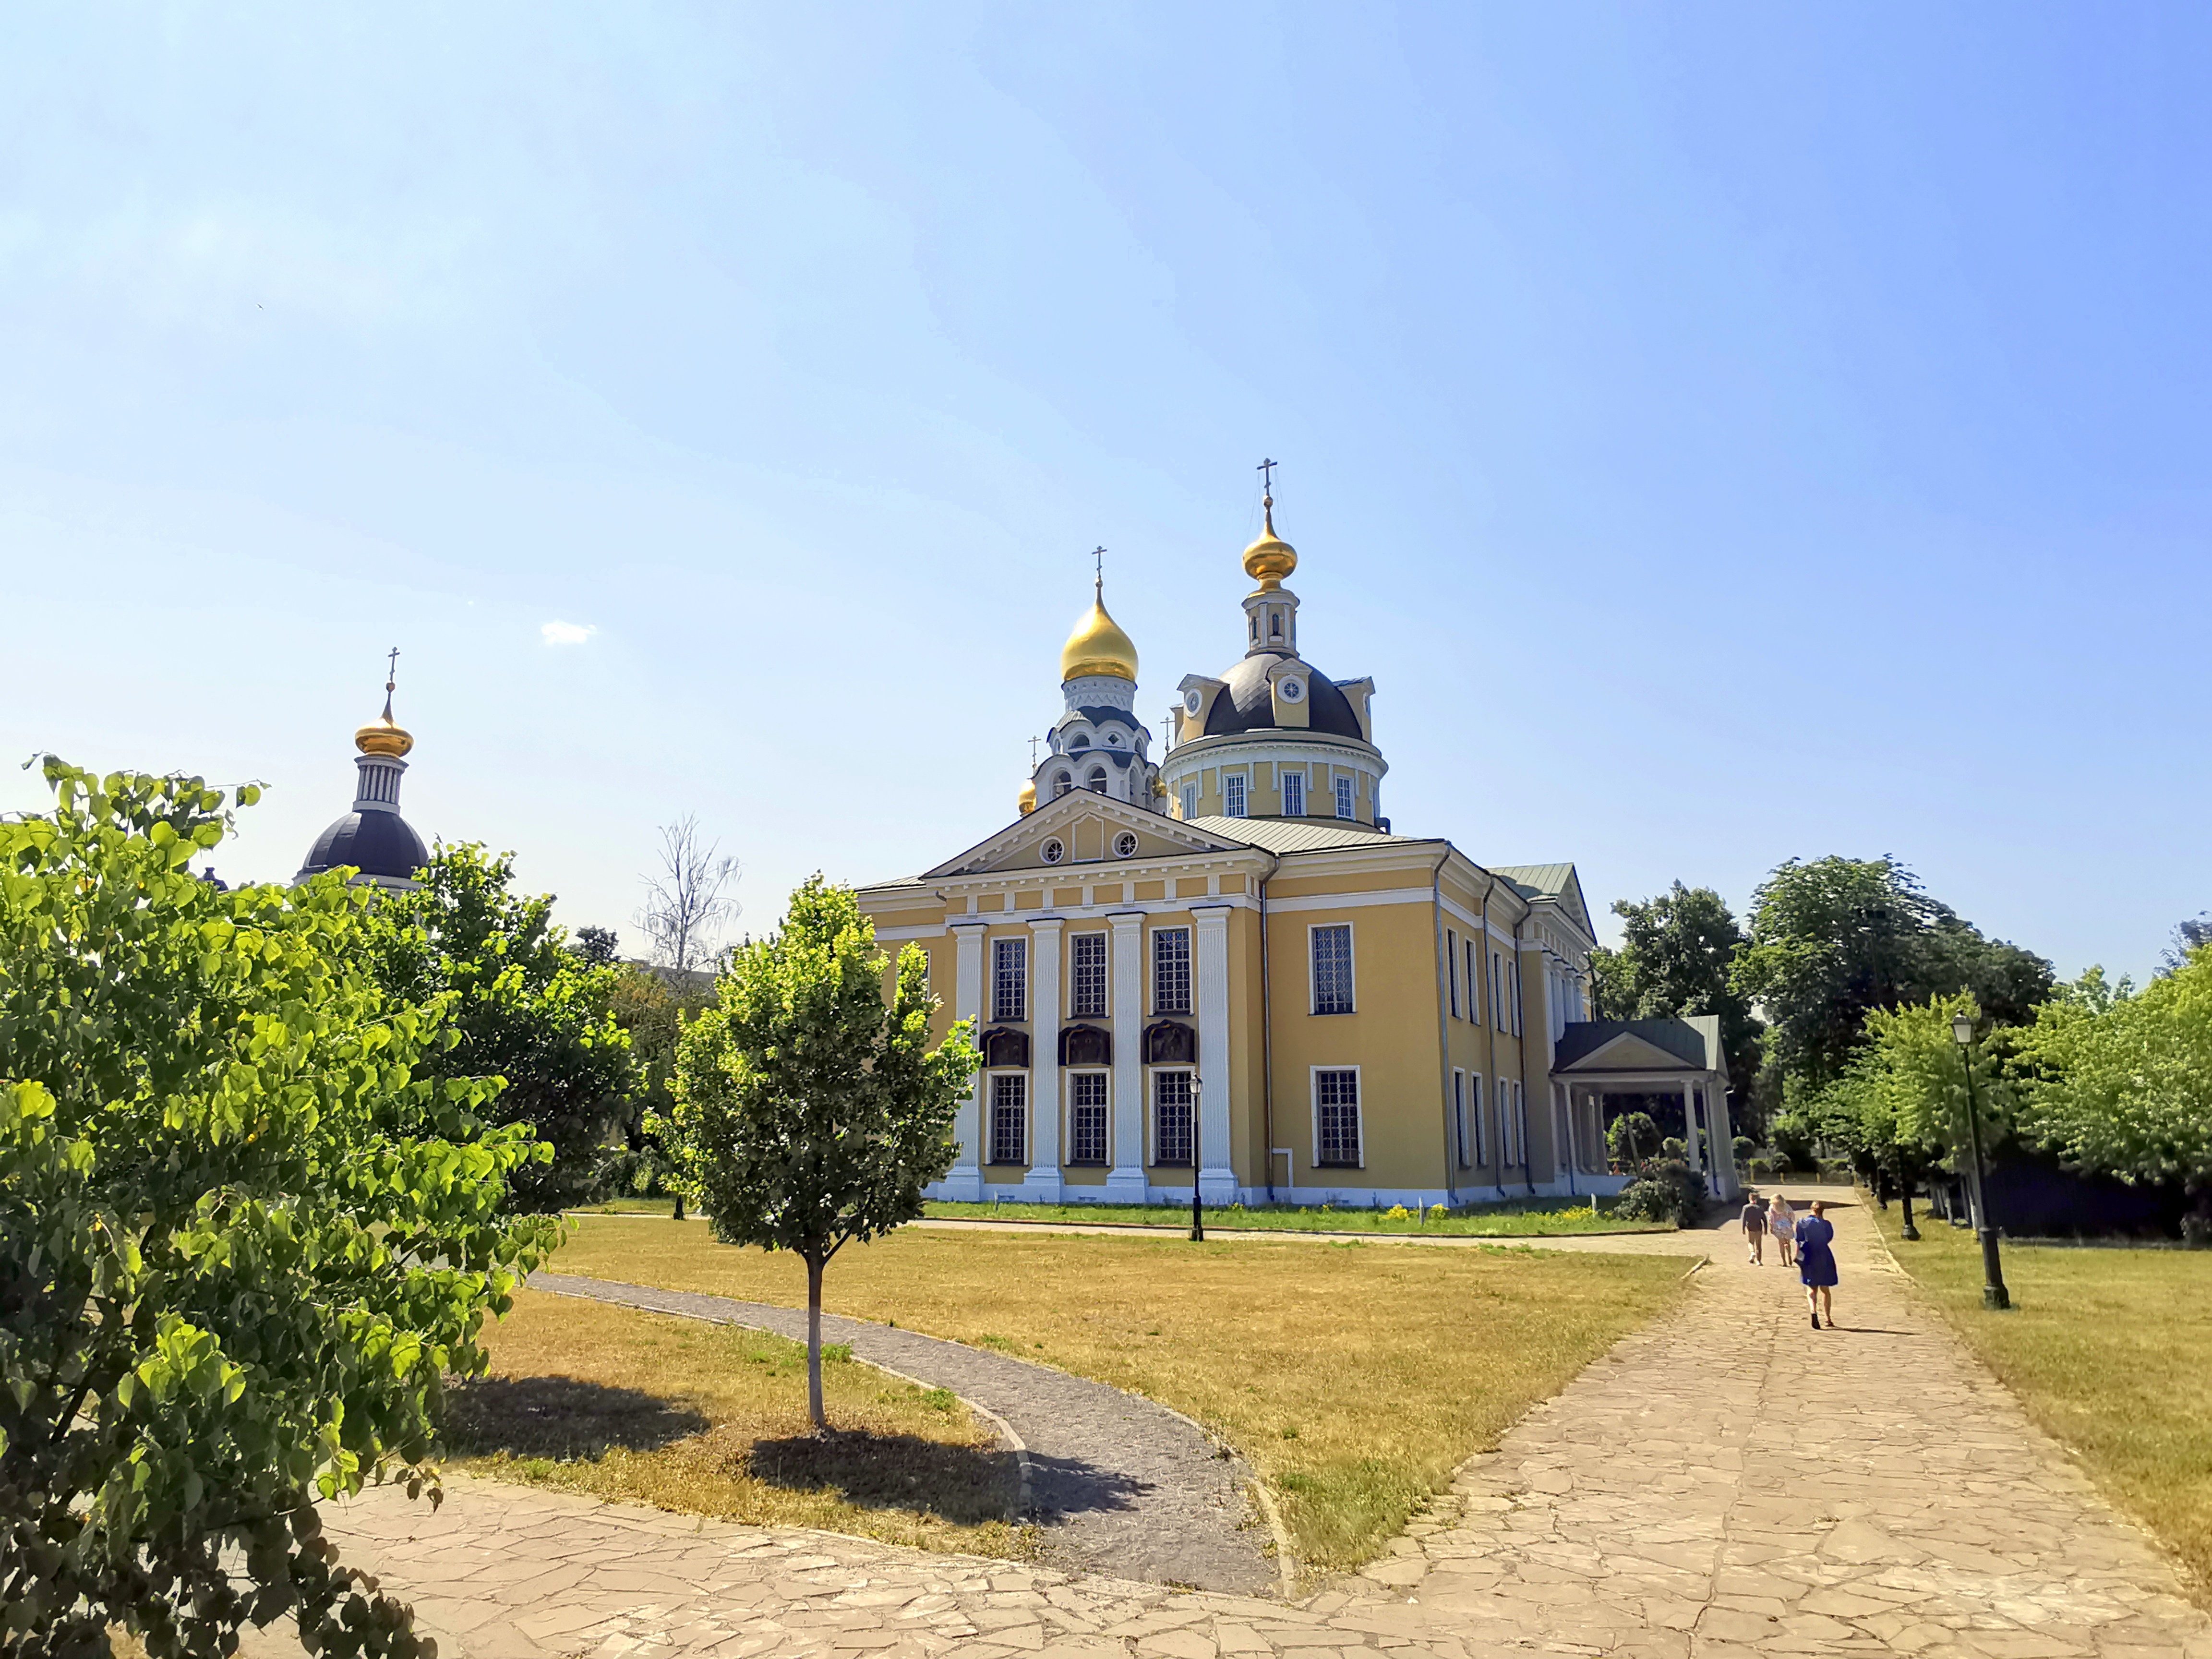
[1029,734,1043,769]
[382,646,400,720]
[1257,457,1277,494]
[1092,545,1106,599]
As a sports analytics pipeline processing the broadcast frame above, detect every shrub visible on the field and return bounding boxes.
[1613,1157,1709,1226]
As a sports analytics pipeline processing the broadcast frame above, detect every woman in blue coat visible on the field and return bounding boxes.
[1796,1199,1839,1328]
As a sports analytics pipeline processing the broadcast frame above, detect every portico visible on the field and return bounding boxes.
[1552,1015,1740,1201]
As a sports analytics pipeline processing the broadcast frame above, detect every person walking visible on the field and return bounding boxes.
[1797,1199,1839,1328]
[1768,1193,1797,1268]
[1739,1190,1768,1265]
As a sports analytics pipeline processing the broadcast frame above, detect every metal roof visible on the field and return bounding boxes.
[1182,816,1419,854]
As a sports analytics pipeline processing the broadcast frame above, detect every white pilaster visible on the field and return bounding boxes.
[1708,1081,1739,1200]
[1026,916,1065,1201]
[1682,1081,1703,1176]
[1106,911,1147,1202]
[945,922,986,1199]
[1192,904,1238,1203]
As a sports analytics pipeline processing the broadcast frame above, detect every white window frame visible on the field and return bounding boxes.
[987,1071,1029,1166]
[1491,949,1505,1030]
[1150,924,1192,1015]
[1446,927,1460,1019]
[1310,1065,1363,1168]
[1223,771,1249,818]
[1066,1069,1110,1167]
[1068,929,1109,1018]
[1180,782,1198,820]
[1310,921,1356,1016]
[1150,1066,1195,1167]
[993,936,1028,1022]
[1469,1072,1487,1166]
[1334,774,1355,819]
[1282,769,1305,817]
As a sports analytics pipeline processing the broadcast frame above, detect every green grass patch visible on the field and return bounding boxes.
[919,1194,1667,1236]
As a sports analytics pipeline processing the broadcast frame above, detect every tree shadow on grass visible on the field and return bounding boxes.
[746,1433,1020,1524]
[444,1375,710,1461]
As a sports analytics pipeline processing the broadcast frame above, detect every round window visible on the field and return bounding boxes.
[1183,689,1202,715]
[1279,677,1305,702]
[1114,831,1139,859]
[1041,838,1065,864]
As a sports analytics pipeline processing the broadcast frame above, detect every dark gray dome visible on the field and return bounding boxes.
[300,811,429,882]
[1203,653,1365,740]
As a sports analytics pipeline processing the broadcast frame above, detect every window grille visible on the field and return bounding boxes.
[1054,773,1074,798]
[1282,771,1304,817]
[1070,933,1107,1017]
[1315,1069,1360,1166]
[989,1073,1027,1165]
[1311,924,1354,1015]
[1154,1069,1192,1166]
[993,937,1027,1022]
[1070,1072,1108,1165]
[1223,773,1247,817]
[1153,928,1191,1014]
[1334,775,1354,819]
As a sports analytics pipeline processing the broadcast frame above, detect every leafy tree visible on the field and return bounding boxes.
[364,843,633,1212]
[1589,882,1764,1107]
[600,963,713,1216]
[662,877,977,1429]
[2013,950,2212,1239]
[1734,856,2052,1093]
[2162,913,2212,976]
[1605,1110,1659,1166]
[1,760,558,1658]
[572,925,622,968]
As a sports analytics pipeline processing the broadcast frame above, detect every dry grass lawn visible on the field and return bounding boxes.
[444,1288,1031,1558]
[1872,1202,2212,1601]
[553,1218,1688,1571]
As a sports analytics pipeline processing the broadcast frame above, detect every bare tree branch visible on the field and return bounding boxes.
[637,816,741,975]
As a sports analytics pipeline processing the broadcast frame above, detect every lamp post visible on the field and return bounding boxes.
[1189,1075,1204,1242]
[1950,1013,2010,1310]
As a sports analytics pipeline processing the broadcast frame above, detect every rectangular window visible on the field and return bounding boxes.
[1334,775,1354,819]
[1311,924,1354,1015]
[1069,1072,1108,1165]
[1181,782,1198,821]
[1492,950,1505,1029]
[1470,1073,1487,1165]
[1315,1069,1360,1166]
[1446,928,1460,1018]
[1282,771,1305,817]
[1465,940,1478,1028]
[1153,1069,1193,1166]
[1069,932,1107,1017]
[1454,1070,1468,1167]
[989,1073,1027,1165]
[1511,962,1523,1035]
[1223,773,1248,817]
[1153,927,1191,1014]
[993,937,1028,1022]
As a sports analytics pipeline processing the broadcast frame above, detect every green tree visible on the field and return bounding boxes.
[2013,950,2212,1237]
[364,843,634,1212]
[663,877,978,1429]
[1605,1110,1660,1166]
[1734,856,2052,1094]
[1588,882,1763,1110]
[601,962,713,1216]
[0,760,558,1658]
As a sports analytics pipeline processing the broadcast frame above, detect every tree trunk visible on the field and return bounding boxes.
[672,1190,685,1221]
[806,1252,828,1432]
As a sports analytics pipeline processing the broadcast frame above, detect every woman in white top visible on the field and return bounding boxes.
[1767,1194,1797,1268]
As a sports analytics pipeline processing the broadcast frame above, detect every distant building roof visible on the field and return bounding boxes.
[1554,1015,1723,1074]
[1182,816,1415,854]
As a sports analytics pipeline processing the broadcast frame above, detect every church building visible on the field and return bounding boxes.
[295,663,432,890]
[858,490,1743,1209]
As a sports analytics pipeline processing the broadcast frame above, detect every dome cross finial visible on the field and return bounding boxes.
[1092,544,1106,601]
[382,645,400,721]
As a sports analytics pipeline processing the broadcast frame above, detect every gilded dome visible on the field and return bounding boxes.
[1018,777,1037,816]
[355,685,414,757]
[1060,580,1139,683]
[1241,496,1298,589]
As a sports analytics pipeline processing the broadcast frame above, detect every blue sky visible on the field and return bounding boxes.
[3,4,2204,981]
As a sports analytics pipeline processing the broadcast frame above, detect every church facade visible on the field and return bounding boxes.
[860,493,1739,1208]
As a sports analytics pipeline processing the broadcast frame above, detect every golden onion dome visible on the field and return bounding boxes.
[1018,777,1037,816]
[1241,494,1298,589]
[1059,579,1139,683]
[354,685,414,757]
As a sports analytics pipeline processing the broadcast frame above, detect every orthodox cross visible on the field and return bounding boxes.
[384,645,401,692]
[1029,734,1043,768]
[1092,545,1106,595]
[1256,457,1277,494]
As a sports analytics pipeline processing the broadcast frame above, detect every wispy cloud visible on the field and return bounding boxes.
[541,620,596,646]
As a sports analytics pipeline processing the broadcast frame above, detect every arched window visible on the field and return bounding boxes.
[1087,769,1108,793]
[1054,772,1075,798]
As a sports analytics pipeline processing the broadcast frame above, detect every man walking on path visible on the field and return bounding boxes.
[1740,1188,1768,1263]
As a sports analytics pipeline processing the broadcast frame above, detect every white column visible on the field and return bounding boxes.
[1025,916,1064,1201]
[1192,904,1238,1203]
[1682,1081,1703,1177]
[1708,1080,1739,1200]
[945,922,986,1199]
[1106,911,1147,1202]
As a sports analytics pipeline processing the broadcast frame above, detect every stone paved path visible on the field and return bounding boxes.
[309,1191,2212,1659]
[527,1272,1273,1593]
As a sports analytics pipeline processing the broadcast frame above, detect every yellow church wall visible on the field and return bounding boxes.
[1134,880,1166,901]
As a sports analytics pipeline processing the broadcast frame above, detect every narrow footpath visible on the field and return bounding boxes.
[309,1192,2212,1659]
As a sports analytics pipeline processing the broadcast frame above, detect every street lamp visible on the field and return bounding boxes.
[1189,1076,1204,1243]
[1950,1013,2010,1310]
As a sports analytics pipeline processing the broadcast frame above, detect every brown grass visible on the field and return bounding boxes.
[552,1218,1687,1571]
[444,1288,1031,1558]
[1871,1200,2212,1602]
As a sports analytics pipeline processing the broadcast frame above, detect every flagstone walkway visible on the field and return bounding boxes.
[309,1193,2212,1659]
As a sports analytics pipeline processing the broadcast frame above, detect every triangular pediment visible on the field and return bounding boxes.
[924,792,1253,879]
[1558,1030,1707,1074]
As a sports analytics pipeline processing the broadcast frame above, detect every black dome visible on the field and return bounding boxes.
[300,811,429,882]
[1203,654,1365,740]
